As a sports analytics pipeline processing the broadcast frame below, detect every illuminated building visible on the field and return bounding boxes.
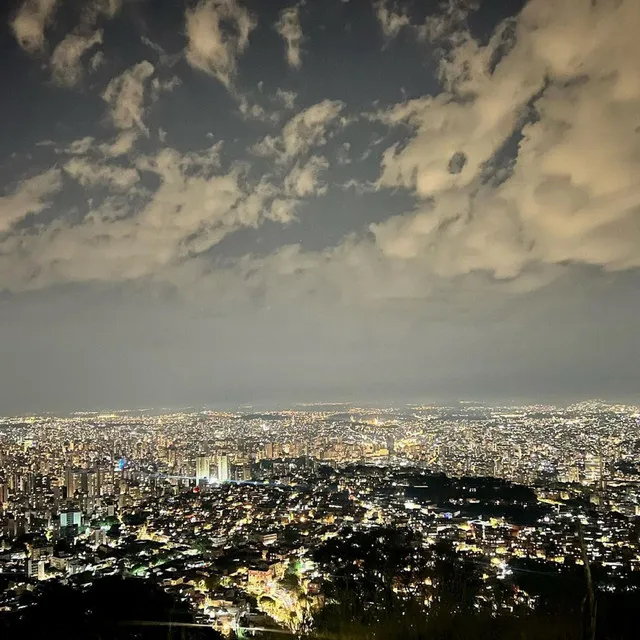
[196,455,210,482]
[60,510,82,529]
[217,454,230,483]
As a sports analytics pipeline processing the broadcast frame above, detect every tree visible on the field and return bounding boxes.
[0,577,222,640]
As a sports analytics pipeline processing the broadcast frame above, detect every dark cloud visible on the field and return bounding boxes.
[447,151,467,174]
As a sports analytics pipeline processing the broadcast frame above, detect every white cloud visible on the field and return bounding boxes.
[253,100,345,163]
[341,178,375,194]
[274,88,297,109]
[185,0,256,87]
[336,142,352,166]
[99,131,138,157]
[268,198,299,224]
[372,0,640,287]
[0,146,240,288]
[175,0,640,307]
[141,35,166,56]
[0,142,310,291]
[284,156,329,197]
[12,0,121,82]
[102,61,155,132]
[151,75,181,102]
[0,168,62,233]
[10,0,58,54]
[6,0,640,310]
[373,0,410,39]
[63,132,137,160]
[276,6,304,69]
[67,137,95,155]
[51,30,103,87]
[63,157,139,190]
[89,50,105,72]
[237,94,280,123]
[415,0,479,43]
[374,0,478,42]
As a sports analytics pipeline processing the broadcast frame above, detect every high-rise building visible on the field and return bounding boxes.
[29,544,53,561]
[94,528,108,547]
[232,464,252,481]
[583,453,602,485]
[196,455,210,482]
[64,468,85,497]
[25,558,39,579]
[217,455,230,483]
[60,510,82,529]
[64,468,73,496]
[386,435,395,455]
[87,470,101,497]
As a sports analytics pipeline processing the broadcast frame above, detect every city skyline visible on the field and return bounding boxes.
[0,401,640,640]
[1,400,640,636]
[1,0,640,412]
[1,396,639,419]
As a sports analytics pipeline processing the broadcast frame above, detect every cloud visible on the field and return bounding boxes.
[102,61,155,132]
[253,100,345,163]
[183,0,640,308]
[371,0,640,288]
[99,131,139,157]
[341,178,375,194]
[284,156,329,197]
[64,132,138,158]
[12,0,121,83]
[268,198,299,224]
[373,0,478,42]
[89,50,105,72]
[373,0,410,39]
[274,89,297,109]
[150,75,181,103]
[63,157,139,190]
[82,0,122,24]
[10,0,58,54]
[66,137,95,155]
[141,35,166,56]
[5,0,640,312]
[51,30,103,87]
[276,5,304,69]
[185,0,256,87]
[0,145,237,289]
[237,94,280,123]
[0,139,314,291]
[415,0,479,43]
[0,168,62,233]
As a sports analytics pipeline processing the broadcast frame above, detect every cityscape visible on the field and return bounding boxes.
[1,401,640,637]
[2,0,640,636]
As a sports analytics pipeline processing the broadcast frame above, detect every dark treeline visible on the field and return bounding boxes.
[2,528,640,639]
[0,576,221,640]
[311,528,640,640]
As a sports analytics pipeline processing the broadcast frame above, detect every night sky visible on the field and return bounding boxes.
[0,0,639,412]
